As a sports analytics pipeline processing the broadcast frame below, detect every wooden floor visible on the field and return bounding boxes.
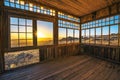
[0,55,120,80]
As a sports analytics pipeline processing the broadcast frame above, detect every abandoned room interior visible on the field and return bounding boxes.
[0,0,120,80]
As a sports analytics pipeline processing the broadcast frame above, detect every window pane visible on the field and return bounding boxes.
[4,0,55,16]
[19,26,26,32]
[85,29,89,44]
[11,33,18,47]
[10,17,18,24]
[110,25,118,45]
[74,30,79,43]
[27,20,32,26]
[96,28,101,44]
[59,28,66,44]
[10,17,33,47]
[37,20,53,46]
[27,40,33,46]
[81,15,119,46]
[67,29,73,44]
[11,40,18,47]
[19,33,26,39]
[90,29,95,44]
[27,33,33,39]
[102,26,109,45]
[20,40,26,47]
[27,27,33,32]
[11,25,18,32]
[4,1,10,6]
[19,18,25,25]
[11,33,18,40]
[82,30,85,43]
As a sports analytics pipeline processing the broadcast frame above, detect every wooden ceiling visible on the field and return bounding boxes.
[35,0,120,17]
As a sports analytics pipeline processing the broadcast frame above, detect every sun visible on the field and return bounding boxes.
[37,32,45,38]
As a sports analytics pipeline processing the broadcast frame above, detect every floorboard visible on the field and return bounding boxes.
[0,55,119,80]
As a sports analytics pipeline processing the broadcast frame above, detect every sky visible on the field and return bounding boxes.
[37,20,53,38]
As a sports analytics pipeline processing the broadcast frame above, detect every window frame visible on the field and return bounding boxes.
[36,19,54,46]
[9,16,34,48]
[81,15,120,46]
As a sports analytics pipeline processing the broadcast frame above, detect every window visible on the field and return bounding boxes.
[86,29,89,44]
[96,28,101,44]
[59,28,66,44]
[110,25,118,45]
[102,26,109,45]
[74,30,79,43]
[37,20,53,46]
[4,0,55,16]
[67,29,73,44]
[90,29,95,44]
[81,15,120,46]
[58,12,80,22]
[58,19,80,44]
[5,49,39,70]
[10,17,33,47]
[82,30,85,43]
[58,20,79,29]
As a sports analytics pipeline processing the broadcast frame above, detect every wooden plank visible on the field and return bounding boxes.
[67,59,105,80]
[0,55,119,80]
[0,55,89,80]
[51,58,100,80]
[0,0,6,73]
[35,0,120,17]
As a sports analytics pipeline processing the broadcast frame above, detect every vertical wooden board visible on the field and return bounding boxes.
[108,48,111,59]
[45,48,48,60]
[118,3,120,12]
[55,47,58,58]
[58,47,61,57]
[46,48,49,59]
[33,20,37,46]
[119,21,120,46]
[81,14,93,23]
[115,48,119,61]
[119,48,120,62]
[53,11,58,45]
[0,6,2,73]
[0,1,6,73]
[63,46,66,56]
[51,48,53,59]
[40,49,44,61]
[96,8,109,19]
[101,47,103,57]
[112,48,115,60]
[111,4,117,15]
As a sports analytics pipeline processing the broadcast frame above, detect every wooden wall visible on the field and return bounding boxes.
[80,44,120,64]
[40,44,80,61]
[0,1,80,73]
[1,0,120,74]
[81,2,120,23]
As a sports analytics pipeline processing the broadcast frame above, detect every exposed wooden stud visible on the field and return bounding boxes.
[118,20,120,46]
[33,19,37,46]
[54,11,58,45]
[0,0,5,73]
[79,17,82,44]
